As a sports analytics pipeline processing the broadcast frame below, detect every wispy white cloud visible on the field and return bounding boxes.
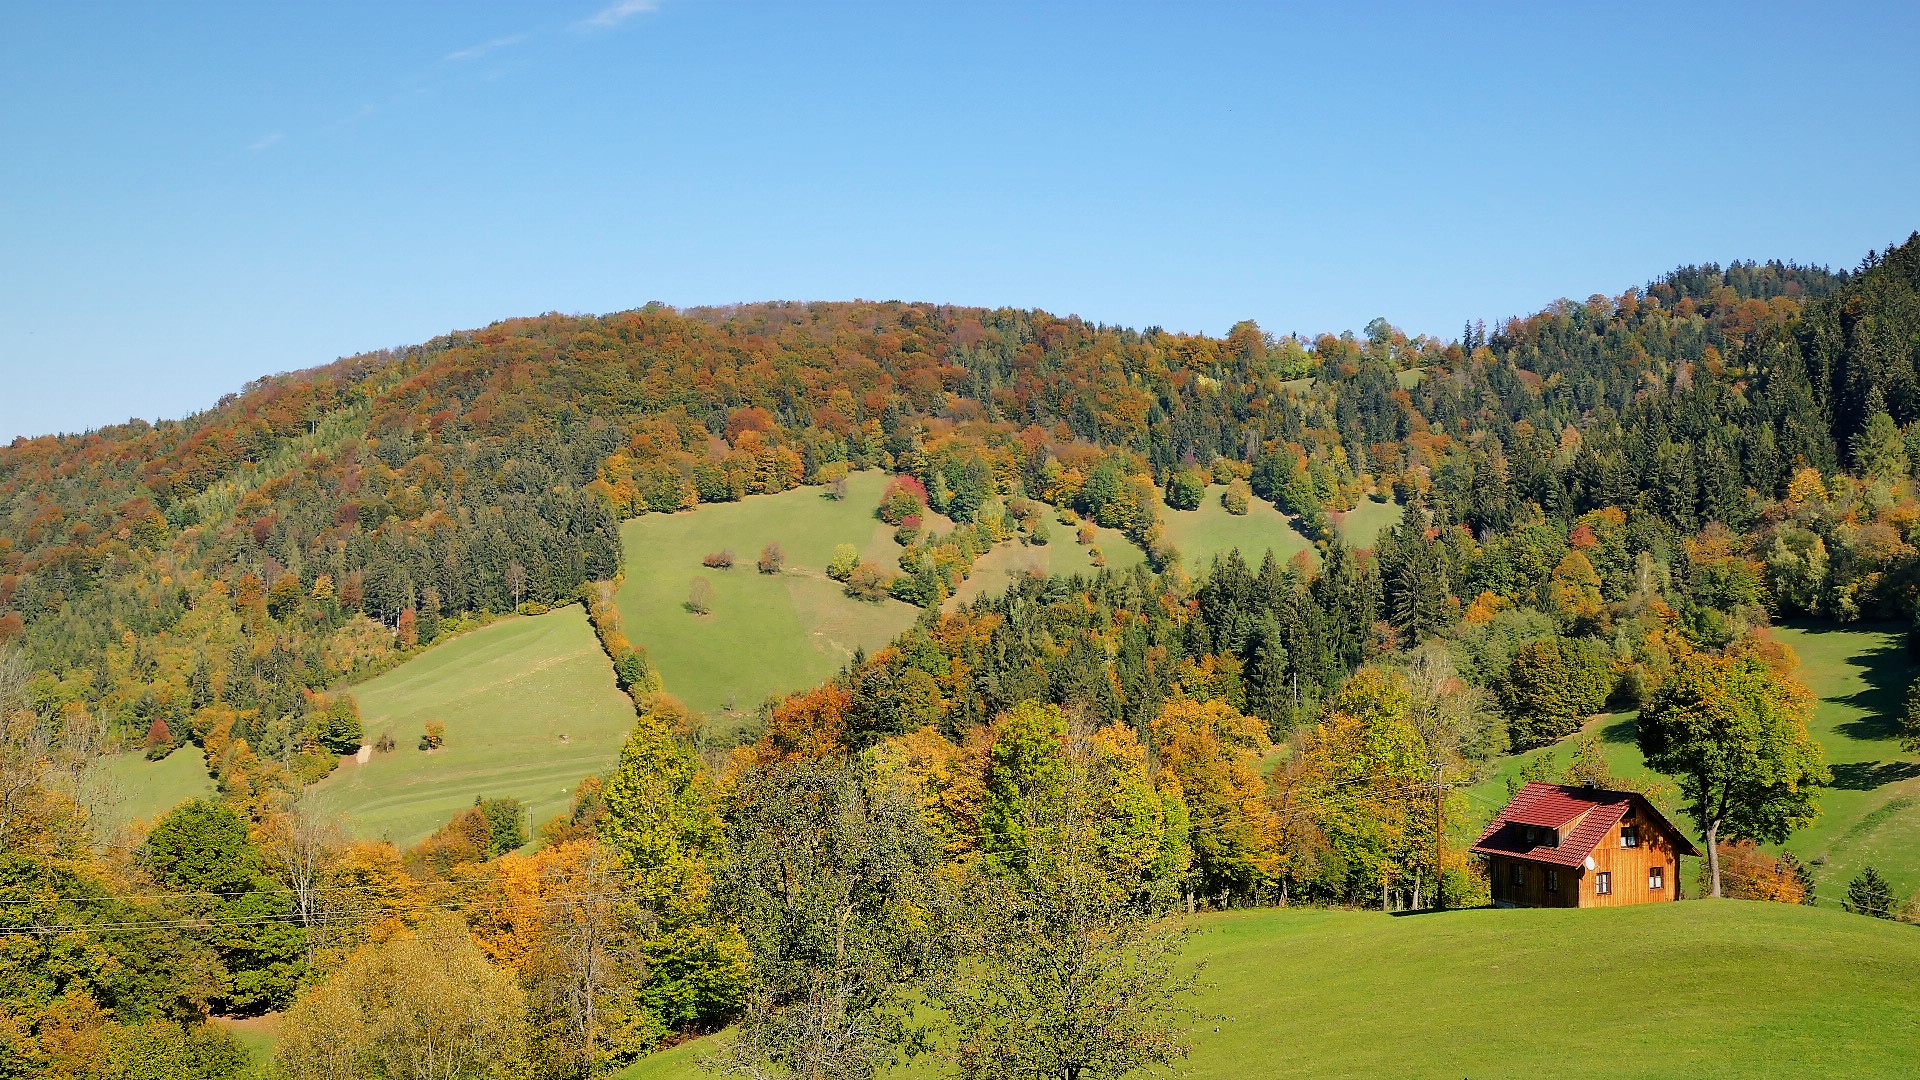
[445,33,527,62]
[578,0,660,31]
[248,132,284,151]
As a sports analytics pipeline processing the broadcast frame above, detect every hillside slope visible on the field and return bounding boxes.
[624,901,1920,1079]
[1468,623,1920,897]
[311,607,635,845]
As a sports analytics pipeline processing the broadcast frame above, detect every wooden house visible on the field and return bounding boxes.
[1471,782,1701,908]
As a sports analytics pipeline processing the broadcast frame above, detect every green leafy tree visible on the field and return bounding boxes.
[476,796,526,857]
[599,703,749,1034]
[141,799,306,1013]
[937,745,1202,1080]
[1764,525,1829,616]
[1500,637,1613,749]
[1637,653,1829,898]
[827,544,862,582]
[1164,470,1206,512]
[711,756,953,1080]
[977,703,1071,873]
[310,695,364,755]
[1844,865,1895,919]
[1078,463,1130,530]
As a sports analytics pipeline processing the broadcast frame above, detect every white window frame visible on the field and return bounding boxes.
[1649,865,1665,890]
[1620,825,1639,848]
[1595,871,1612,896]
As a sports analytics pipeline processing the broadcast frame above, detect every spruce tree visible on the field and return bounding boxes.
[1845,865,1895,919]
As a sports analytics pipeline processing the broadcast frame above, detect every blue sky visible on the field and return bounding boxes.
[2,1,1916,441]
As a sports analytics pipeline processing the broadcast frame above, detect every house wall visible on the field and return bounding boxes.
[1583,806,1683,906]
[1487,855,1583,908]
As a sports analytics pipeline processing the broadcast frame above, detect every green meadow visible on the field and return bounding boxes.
[314,607,636,846]
[1158,484,1315,571]
[615,472,922,720]
[947,521,1145,608]
[1773,624,1920,895]
[1467,622,1920,898]
[622,900,1920,1080]
[1157,486,1402,573]
[1330,497,1402,548]
[93,745,216,829]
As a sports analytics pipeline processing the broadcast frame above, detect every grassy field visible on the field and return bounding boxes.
[947,523,1145,608]
[1773,623,1920,895]
[314,607,637,847]
[93,745,216,828]
[1466,622,1920,898]
[1158,484,1315,571]
[210,1014,279,1070]
[1330,497,1402,548]
[1156,486,1401,571]
[621,901,1920,1079]
[616,473,922,720]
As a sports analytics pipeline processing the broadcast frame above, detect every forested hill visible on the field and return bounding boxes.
[1,235,1917,775]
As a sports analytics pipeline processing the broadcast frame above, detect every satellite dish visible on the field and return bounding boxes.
[1584,856,1597,871]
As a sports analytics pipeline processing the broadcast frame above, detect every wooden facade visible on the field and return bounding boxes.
[1475,783,1699,909]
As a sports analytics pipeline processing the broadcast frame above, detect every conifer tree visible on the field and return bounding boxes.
[1845,865,1895,919]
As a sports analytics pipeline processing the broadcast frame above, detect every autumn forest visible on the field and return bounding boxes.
[3,232,1920,1078]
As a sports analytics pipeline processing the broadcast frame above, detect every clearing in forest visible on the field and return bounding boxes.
[1157,483,1315,571]
[1329,497,1402,549]
[313,606,635,847]
[945,519,1145,609]
[615,472,920,722]
[93,745,217,829]
[1157,488,1402,573]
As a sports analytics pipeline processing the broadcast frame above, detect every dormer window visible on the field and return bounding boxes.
[1522,826,1556,848]
[1524,826,1538,846]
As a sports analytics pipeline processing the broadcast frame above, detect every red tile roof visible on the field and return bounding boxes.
[1470,782,1701,868]
[1498,786,1603,829]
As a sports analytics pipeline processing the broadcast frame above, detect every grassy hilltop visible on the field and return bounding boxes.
[623,901,1920,1079]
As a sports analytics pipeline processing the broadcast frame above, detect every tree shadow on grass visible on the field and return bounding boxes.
[1783,621,1913,743]
[1827,760,1920,791]
[1599,714,1638,745]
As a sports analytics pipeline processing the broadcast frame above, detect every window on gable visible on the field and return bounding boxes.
[1649,865,1665,890]
[1545,868,1559,892]
[1595,872,1612,896]
[1621,825,1639,848]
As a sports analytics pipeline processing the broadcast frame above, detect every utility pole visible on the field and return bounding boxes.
[1433,762,1446,911]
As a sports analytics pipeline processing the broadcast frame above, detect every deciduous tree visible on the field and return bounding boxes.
[1637,652,1828,898]
[711,757,952,1080]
